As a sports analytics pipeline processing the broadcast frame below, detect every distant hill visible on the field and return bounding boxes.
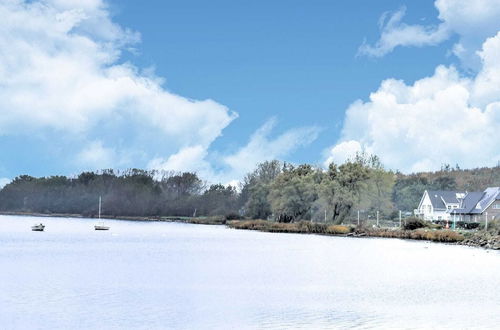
[393,165,500,212]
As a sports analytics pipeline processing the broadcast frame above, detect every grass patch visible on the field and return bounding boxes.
[366,228,464,242]
[228,220,465,243]
[326,225,351,235]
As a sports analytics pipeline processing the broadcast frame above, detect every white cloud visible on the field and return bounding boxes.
[0,0,236,166]
[323,140,363,167]
[222,118,320,178]
[360,0,500,68]
[0,178,11,189]
[148,145,211,176]
[75,140,124,169]
[149,119,321,184]
[359,6,450,57]
[328,32,500,173]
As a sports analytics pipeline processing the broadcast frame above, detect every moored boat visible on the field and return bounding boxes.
[94,196,110,231]
[94,224,110,230]
[31,223,45,231]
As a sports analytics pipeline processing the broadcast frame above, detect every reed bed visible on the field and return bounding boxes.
[227,220,465,243]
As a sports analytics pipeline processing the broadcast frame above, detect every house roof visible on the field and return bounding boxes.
[449,187,500,215]
[470,187,500,214]
[427,190,465,209]
[449,192,484,214]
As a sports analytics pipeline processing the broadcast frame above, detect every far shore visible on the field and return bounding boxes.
[2,211,499,250]
[0,211,227,225]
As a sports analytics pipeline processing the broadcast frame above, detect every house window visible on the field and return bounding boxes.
[447,206,451,210]
[438,216,442,220]
[493,203,500,209]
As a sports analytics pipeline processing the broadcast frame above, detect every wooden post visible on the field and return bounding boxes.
[357,210,360,226]
[485,212,488,231]
[376,211,379,227]
[399,210,402,228]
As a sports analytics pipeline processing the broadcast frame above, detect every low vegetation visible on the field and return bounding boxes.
[367,228,464,242]
[227,219,466,243]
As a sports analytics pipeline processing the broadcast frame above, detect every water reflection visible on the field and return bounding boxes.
[1,215,499,329]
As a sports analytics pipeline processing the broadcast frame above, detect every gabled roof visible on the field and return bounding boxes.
[470,187,500,214]
[449,191,484,214]
[427,190,465,209]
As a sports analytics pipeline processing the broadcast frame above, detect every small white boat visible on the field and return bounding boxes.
[94,196,110,231]
[31,223,45,231]
[94,224,110,230]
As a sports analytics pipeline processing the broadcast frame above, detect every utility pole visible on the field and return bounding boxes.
[357,210,360,226]
[399,210,402,228]
[324,209,327,222]
[376,211,379,227]
[485,212,488,231]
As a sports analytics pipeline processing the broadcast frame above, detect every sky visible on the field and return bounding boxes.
[0,0,499,187]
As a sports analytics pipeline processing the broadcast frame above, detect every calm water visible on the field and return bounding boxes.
[1,215,500,329]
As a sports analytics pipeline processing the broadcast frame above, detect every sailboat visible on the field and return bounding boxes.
[94,196,110,231]
[31,223,45,231]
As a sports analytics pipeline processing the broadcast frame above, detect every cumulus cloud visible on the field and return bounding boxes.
[328,32,500,172]
[148,145,211,177]
[149,118,321,184]
[0,178,11,189]
[360,0,500,68]
[323,140,363,167]
[75,140,127,169]
[0,0,236,169]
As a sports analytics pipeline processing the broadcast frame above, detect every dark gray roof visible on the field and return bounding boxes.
[449,187,500,215]
[427,190,465,209]
[471,187,500,214]
[450,192,484,214]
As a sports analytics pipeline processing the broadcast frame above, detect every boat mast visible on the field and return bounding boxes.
[98,196,101,220]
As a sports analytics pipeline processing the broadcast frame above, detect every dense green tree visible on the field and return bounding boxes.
[316,160,370,224]
[268,164,322,222]
[353,154,396,216]
[392,175,429,212]
[431,176,457,190]
[240,160,282,219]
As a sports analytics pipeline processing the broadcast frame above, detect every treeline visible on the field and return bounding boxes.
[0,169,239,218]
[0,156,498,223]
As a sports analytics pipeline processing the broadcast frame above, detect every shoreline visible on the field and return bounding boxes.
[0,211,226,225]
[226,220,500,250]
[2,211,499,250]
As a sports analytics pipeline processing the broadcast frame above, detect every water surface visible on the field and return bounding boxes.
[1,215,499,329]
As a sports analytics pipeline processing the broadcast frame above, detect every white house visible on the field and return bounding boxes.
[416,190,465,221]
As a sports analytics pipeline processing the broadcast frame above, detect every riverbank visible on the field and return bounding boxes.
[226,220,500,250]
[0,211,227,225]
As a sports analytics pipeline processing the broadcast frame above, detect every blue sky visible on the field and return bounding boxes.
[111,0,451,161]
[1,0,499,186]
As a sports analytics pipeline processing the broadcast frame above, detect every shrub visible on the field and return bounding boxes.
[326,225,351,235]
[225,213,242,220]
[403,217,427,230]
[480,219,500,235]
[296,221,327,233]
